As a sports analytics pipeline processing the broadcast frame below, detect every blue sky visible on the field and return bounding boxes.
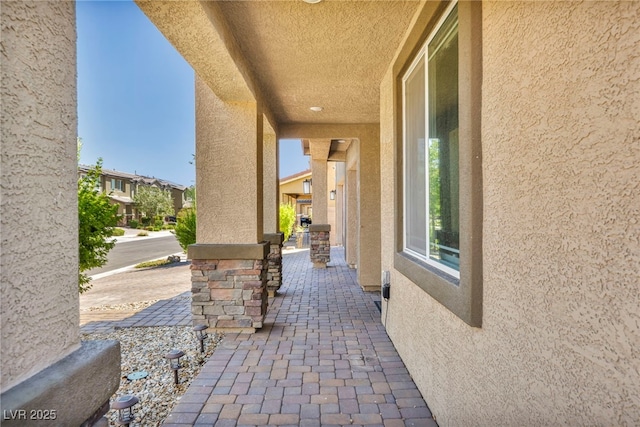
[77,0,309,187]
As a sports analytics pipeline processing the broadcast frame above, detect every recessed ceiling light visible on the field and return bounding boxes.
[303,0,322,3]
[310,106,323,112]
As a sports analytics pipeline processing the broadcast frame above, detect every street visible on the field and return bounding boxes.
[86,235,183,277]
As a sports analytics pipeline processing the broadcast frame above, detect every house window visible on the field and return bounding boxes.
[395,0,482,327]
[111,178,124,192]
[403,3,459,279]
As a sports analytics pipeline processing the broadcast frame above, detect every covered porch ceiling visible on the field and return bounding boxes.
[136,0,420,128]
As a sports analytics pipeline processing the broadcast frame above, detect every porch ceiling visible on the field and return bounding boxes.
[137,0,419,127]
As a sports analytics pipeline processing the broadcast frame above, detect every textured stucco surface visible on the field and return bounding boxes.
[195,76,264,244]
[263,132,278,234]
[382,1,640,425]
[355,126,381,290]
[1,1,80,391]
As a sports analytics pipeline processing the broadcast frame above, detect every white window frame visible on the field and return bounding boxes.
[402,0,460,280]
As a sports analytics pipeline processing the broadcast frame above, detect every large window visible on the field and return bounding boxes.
[403,3,459,279]
[395,0,482,327]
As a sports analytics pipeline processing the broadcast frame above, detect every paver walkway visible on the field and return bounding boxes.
[163,247,437,427]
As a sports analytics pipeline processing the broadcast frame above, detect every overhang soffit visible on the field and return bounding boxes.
[135,0,254,103]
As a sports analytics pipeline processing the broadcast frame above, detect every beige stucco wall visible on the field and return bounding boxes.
[357,126,381,290]
[263,132,278,234]
[381,1,640,425]
[1,0,80,391]
[195,75,264,244]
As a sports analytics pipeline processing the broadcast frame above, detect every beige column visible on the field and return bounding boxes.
[346,168,359,268]
[263,130,284,296]
[335,184,344,246]
[1,2,119,425]
[311,159,328,224]
[263,131,278,234]
[357,128,381,291]
[190,76,268,332]
[195,76,263,245]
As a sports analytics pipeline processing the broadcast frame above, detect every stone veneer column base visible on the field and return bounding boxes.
[188,243,269,333]
[0,340,120,427]
[264,233,284,297]
[309,224,331,268]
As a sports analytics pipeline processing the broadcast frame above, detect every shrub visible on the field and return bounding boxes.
[137,231,149,237]
[144,226,154,231]
[154,218,164,228]
[174,207,196,252]
[279,203,296,241]
[141,217,152,226]
[78,159,119,293]
[111,228,125,237]
[129,219,139,229]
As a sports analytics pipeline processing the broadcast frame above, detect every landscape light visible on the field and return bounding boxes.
[164,349,185,384]
[111,394,139,426]
[193,324,208,353]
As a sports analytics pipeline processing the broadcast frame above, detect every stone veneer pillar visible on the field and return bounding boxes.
[189,244,269,333]
[309,224,331,268]
[264,233,284,297]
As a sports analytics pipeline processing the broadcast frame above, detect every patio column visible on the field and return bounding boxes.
[263,131,283,296]
[308,140,332,268]
[346,168,359,268]
[1,2,119,425]
[356,127,381,291]
[189,76,268,332]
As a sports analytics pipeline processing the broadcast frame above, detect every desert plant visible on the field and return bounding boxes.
[137,231,149,237]
[279,203,296,241]
[174,207,196,252]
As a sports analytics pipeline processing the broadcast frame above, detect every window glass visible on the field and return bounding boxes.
[403,4,459,277]
[428,7,459,270]
[404,58,426,256]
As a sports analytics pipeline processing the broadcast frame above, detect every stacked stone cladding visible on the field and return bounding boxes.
[266,241,283,296]
[190,258,268,331]
[310,230,331,265]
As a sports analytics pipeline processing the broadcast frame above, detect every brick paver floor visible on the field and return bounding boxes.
[163,247,437,427]
[80,293,192,334]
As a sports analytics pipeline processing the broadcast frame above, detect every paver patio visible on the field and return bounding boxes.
[163,247,437,427]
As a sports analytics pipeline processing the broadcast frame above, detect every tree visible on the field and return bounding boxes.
[279,203,296,241]
[78,159,119,293]
[133,186,175,220]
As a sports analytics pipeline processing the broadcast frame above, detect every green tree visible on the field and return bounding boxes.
[78,159,119,293]
[133,186,175,220]
[279,203,296,241]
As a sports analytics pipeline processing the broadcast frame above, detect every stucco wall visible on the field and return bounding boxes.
[195,75,264,244]
[1,1,80,391]
[381,1,640,425]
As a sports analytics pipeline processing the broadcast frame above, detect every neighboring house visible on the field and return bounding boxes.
[78,165,187,225]
[3,2,639,427]
[280,166,338,244]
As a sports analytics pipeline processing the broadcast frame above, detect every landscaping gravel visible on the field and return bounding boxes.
[83,325,223,426]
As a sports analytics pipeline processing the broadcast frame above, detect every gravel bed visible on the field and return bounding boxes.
[83,326,223,426]
[81,300,160,312]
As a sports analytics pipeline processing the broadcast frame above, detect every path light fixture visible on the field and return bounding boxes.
[165,349,185,384]
[112,394,139,426]
[193,324,208,353]
[330,189,336,200]
[303,178,312,194]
